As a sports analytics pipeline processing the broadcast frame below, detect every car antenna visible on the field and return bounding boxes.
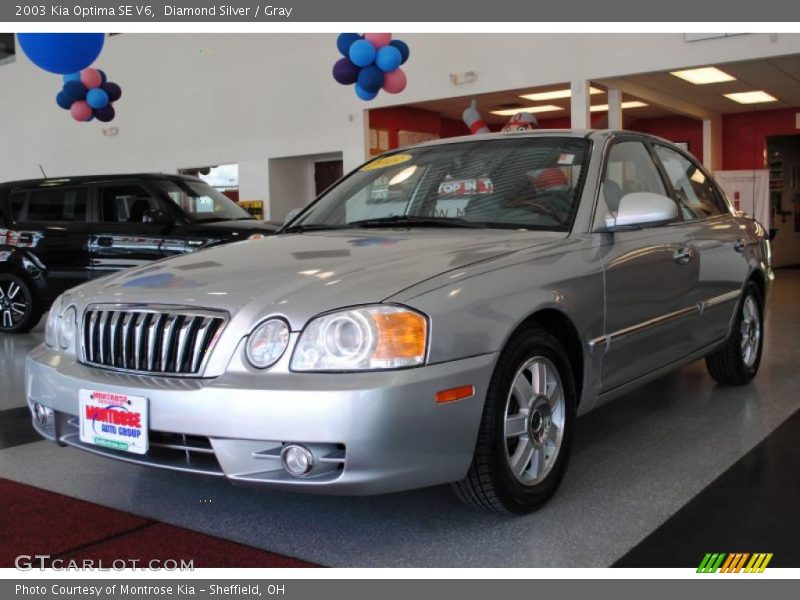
[39,164,47,178]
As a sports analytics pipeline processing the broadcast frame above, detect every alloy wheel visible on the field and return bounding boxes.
[0,279,30,329]
[740,294,761,368]
[503,356,566,486]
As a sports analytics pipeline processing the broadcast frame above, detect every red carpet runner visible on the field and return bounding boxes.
[0,478,318,568]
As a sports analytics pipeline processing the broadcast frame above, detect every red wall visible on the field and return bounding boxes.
[722,108,800,170]
[370,105,800,170]
[627,115,704,160]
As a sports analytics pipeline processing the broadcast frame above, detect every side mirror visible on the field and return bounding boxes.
[284,207,302,225]
[143,208,173,225]
[607,192,678,230]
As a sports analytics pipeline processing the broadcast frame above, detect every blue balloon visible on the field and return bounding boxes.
[62,72,81,84]
[348,39,376,68]
[357,65,384,94]
[97,69,107,84]
[389,40,410,64]
[375,45,402,73]
[355,83,378,101]
[86,88,109,109]
[55,91,72,110]
[336,33,361,57]
[62,80,87,103]
[17,33,104,75]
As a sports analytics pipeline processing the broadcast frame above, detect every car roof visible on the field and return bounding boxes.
[395,129,671,151]
[0,172,205,190]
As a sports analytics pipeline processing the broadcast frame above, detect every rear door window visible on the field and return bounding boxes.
[18,188,88,223]
[653,144,728,220]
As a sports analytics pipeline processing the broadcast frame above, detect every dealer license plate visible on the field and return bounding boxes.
[79,390,149,455]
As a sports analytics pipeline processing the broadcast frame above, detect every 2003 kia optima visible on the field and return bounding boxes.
[27,131,771,514]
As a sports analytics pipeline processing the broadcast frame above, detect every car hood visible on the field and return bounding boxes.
[74,229,563,328]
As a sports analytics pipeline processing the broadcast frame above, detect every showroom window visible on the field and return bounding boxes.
[17,188,87,223]
[654,144,727,219]
[602,141,667,215]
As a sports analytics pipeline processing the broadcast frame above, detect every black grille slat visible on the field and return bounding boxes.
[81,307,226,376]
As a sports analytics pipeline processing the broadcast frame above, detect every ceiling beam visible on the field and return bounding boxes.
[597,77,720,120]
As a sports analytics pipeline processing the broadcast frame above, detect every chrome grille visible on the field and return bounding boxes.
[81,305,227,376]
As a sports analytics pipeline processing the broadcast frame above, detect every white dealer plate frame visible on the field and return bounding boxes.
[79,389,149,455]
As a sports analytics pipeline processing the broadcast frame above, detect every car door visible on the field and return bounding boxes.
[652,143,750,346]
[87,181,187,278]
[596,139,700,392]
[12,185,92,297]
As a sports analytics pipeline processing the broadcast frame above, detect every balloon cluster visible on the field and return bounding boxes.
[16,34,123,124]
[332,33,409,101]
[56,68,122,123]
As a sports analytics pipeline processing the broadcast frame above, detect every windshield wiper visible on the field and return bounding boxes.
[281,223,354,234]
[348,215,487,229]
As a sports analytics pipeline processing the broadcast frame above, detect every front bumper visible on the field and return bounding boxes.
[26,346,495,495]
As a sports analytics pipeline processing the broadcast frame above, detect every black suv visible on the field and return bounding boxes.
[0,173,276,333]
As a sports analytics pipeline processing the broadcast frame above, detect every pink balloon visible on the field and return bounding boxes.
[382,68,407,94]
[70,100,93,122]
[80,68,103,89]
[364,33,392,49]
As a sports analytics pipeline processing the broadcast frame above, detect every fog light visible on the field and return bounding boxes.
[33,403,52,428]
[280,443,314,477]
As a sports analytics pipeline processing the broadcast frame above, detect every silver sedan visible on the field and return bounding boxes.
[27,131,772,514]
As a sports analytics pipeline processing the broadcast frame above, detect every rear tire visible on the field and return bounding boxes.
[0,273,42,334]
[453,325,576,514]
[705,282,763,385]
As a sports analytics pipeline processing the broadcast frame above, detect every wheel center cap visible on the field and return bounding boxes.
[528,396,551,445]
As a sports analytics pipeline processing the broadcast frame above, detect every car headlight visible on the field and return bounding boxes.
[44,297,63,348]
[246,318,290,368]
[291,305,427,371]
[57,306,77,350]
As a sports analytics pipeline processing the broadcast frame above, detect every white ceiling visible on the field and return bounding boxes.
[402,54,800,126]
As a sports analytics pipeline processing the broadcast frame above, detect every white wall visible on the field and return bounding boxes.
[3,33,800,217]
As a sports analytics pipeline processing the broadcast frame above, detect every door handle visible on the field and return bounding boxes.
[97,236,113,247]
[734,239,748,253]
[673,247,692,265]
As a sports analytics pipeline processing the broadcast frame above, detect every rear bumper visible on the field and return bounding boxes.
[26,345,495,495]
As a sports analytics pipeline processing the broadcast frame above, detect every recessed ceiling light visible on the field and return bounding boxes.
[590,101,648,112]
[490,105,565,116]
[519,87,603,101]
[724,91,778,104]
[670,67,736,85]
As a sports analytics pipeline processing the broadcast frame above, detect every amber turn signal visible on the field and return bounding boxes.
[436,385,475,404]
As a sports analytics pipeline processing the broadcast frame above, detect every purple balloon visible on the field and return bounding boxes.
[94,104,116,123]
[101,81,122,102]
[332,57,359,85]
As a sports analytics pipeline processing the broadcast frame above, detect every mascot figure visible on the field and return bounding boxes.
[462,99,539,134]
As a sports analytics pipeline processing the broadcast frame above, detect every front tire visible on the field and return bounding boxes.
[0,273,42,334]
[453,326,576,514]
[705,282,764,385]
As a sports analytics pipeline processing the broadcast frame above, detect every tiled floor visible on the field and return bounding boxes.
[1,272,798,567]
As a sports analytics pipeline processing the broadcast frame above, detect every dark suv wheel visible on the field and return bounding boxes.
[0,273,42,334]
[453,325,576,514]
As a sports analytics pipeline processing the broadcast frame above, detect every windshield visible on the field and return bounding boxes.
[162,179,253,223]
[291,137,590,232]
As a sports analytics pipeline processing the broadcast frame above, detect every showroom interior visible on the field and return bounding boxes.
[1,32,799,568]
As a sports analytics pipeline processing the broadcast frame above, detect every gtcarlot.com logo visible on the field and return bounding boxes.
[697,553,773,573]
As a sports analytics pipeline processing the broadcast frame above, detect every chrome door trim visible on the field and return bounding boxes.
[699,290,740,312]
[590,304,699,349]
[590,289,741,349]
